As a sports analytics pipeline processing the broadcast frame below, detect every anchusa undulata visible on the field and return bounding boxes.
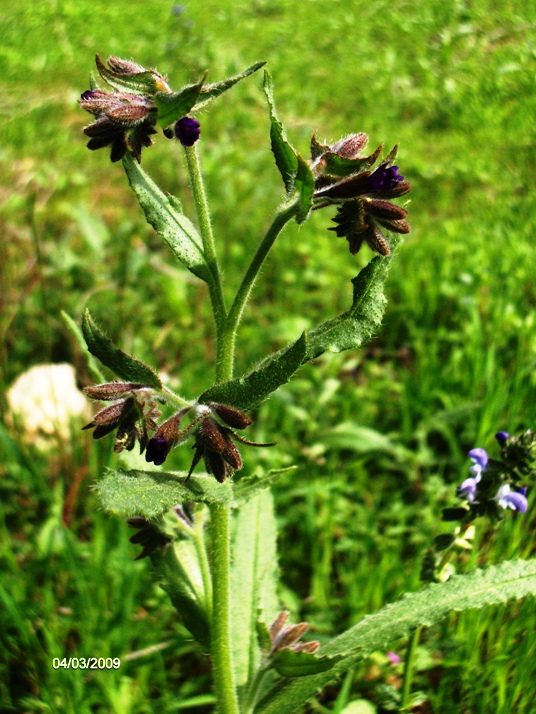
[422,429,536,583]
[310,133,411,256]
[145,402,276,482]
[267,611,320,656]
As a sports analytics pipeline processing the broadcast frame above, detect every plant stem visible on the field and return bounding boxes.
[217,197,299,379]
[401,625,422,710]
[193,509,213,619]
[184,144,227,333]
[209,502,240,714]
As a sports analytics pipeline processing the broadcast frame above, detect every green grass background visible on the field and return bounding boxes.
[2,0,536,711]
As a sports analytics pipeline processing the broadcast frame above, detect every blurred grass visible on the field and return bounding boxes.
[2,0,536,711]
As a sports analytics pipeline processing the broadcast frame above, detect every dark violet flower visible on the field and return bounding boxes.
[496,484,528,513]
[495,431,509,446]
[145,436,171,466]
[368,164,405,191]
[174,117,201,147]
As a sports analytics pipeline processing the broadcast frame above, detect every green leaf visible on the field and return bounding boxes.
[254,558,536,714]
[233,467,297,505]
[155,73,206,126]
[94,468,232,518]
[150,545,210,648]
[263,69,298,194]
[271,650,341,678]
[62,310,104,382]
[193,61,267,111]
[198,333,307,411]
[231,491,280,691]
[95,53,158,95]
[81,309,162,388]
[122,154,211,282]
[294,155,314,224]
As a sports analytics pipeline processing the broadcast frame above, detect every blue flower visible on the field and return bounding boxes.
[496,484,528,513]
[495,431,509,446]
[457,448,488,501]
[368,164,405,191]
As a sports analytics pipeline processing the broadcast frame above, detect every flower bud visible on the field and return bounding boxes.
[208,402,253,429]
[174,117,201,147]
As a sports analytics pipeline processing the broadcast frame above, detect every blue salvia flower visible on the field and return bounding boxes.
[457,448,488,501]
[496,484,528,513]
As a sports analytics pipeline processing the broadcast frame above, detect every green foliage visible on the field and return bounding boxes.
[82,308,162,387]
[255,559,536,713]
[155,75,206,127]
[94,469,233,517]
[263,69,298,194]
[199,332,307,410]
[122,153,210,281]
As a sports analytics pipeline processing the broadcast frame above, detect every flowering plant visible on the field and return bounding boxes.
[75,55,536,713]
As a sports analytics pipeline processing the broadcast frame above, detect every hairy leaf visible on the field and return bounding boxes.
[199,333,307,411]
[82,309,162,388]
[155,73,206,126]
[294,155,314,224]
[263,70,298,194]
[94,469,232,518]
[231,491,279,692]
[254,558,536,714]
[271,650,341,678]
[122,154,211,282]
[194,61,267,111]
[62,310,104,382]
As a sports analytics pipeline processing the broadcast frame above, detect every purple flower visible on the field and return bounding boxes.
[145,436,172,466]
[495,431,509,446]
[387,651,402,665]
[368,164,405,191]
[468,448,488,476]
[496,485,528,513]
[174,117,201,147]
[457,474,481,501]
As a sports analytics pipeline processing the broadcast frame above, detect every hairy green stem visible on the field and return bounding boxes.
[401,625,422,710]
[209,502,240,714]
[217,197,299,379]
[184,144,227,333]
[193,509,213,619]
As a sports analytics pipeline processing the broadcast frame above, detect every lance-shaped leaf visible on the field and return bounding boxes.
[294,154,314,224]
[263,69,298,194]
[198,332,307,411]
[94,469,232,519]
[62,310,104,383]
[155,73,206,127]
[122,153,211,282]
[95,53,160,95]
[193,61,267,112]
[82,309,162,388]
[254,558,536,714]
[231,491,280,692]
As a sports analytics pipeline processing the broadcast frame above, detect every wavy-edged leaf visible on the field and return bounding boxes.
[155,73,206,126]
[233,467,297,505]
[199,333,307,411]
[82,309,162,388]
[294,155,314,224]
[62,310,104,382]
[122,153,211,282]
[254,558,536,714]
[194,61,267,111]
[271,650,341,678]
[94,469,232,518]
[263,69,298,194]
[231,491,280,692]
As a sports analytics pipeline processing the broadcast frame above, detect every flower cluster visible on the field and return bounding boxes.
[456,432,530,514]
[310,133,411,256]
[82,382,161,453]
[145,402,276,483]
[79,55,201,162]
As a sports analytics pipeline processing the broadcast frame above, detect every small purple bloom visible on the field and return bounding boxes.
[174,117,201,147]
[145,436,172,466]
[368,164,405,191]
[457,474,481,501]
[495,431,509,446]
[387,651,402,665]
[468,447,488,476]
[496,484,528,513]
